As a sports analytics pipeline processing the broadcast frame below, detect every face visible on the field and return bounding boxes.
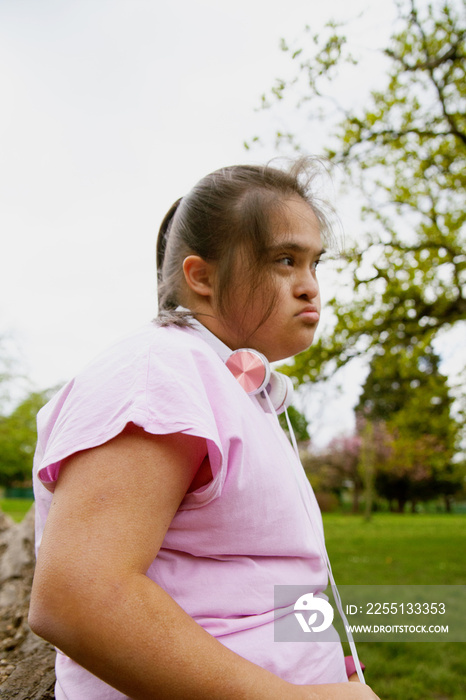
[212,196,324,362]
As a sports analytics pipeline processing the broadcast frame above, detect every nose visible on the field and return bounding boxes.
[295,267,319,301]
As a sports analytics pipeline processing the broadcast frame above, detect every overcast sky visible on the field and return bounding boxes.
[6,0,456,446]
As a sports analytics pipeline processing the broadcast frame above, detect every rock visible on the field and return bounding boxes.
[0,504,56,699]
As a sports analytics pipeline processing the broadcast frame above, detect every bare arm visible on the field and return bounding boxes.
[29,424,380,699]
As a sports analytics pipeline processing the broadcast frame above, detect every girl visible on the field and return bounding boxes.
[29,160,380,699]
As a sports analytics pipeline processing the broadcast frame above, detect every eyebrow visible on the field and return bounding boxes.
[267,243,327,257]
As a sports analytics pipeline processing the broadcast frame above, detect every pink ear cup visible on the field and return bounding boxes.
[225,349,270,395]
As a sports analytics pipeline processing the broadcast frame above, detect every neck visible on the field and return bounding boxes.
[177,306,234,359]
[178,296,244,352]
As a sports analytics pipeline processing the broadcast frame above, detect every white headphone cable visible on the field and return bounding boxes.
[263,391,366,684]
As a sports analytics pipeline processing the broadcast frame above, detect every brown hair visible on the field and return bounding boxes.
[156,158,336,330]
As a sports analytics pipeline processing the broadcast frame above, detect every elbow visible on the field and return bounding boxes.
[28,604,48,642]
[29,565,117,652]
[28,567,77,648]
[28,578,59,644]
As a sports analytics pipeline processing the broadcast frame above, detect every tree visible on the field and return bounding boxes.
[305,418,392,513]
[0,335,25,414]
[321,433,364,512]
[375,429,454,511]
[252,0,466,387]
[357,343,463,511]
[0,389,53,488]
[279,404,311,443]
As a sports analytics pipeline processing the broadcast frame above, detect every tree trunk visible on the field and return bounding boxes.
[397,498,406,513]
[352,485,360,513]
[360,422,375,522]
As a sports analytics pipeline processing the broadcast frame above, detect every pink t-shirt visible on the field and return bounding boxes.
[33,322,347,698]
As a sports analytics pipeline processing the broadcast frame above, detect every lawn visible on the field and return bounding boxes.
[0,497,34,522]
[323,513,466,700]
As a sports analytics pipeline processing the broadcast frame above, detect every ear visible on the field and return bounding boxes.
[182,255,215,298]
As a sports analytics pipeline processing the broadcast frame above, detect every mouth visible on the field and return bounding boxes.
[296,306,320,323]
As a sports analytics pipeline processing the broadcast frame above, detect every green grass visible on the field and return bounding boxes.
[323,513,466,700]
[323,513,465,585]
[0,497,34,522]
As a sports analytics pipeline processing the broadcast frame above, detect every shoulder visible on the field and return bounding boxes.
[110,322,221,368]
[34,322,228,493]
[39,323,224,427]
[64,323,220,391]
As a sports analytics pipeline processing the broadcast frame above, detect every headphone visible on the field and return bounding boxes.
[225,348,293,415]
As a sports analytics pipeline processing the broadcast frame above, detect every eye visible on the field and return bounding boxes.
[277,256,294,267]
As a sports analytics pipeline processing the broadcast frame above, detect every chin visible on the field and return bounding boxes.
[269,342,314,363]
[253,328,317,363]
[289,341,316,361]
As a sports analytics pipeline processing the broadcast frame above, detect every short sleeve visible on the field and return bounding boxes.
[33,325,226,507]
